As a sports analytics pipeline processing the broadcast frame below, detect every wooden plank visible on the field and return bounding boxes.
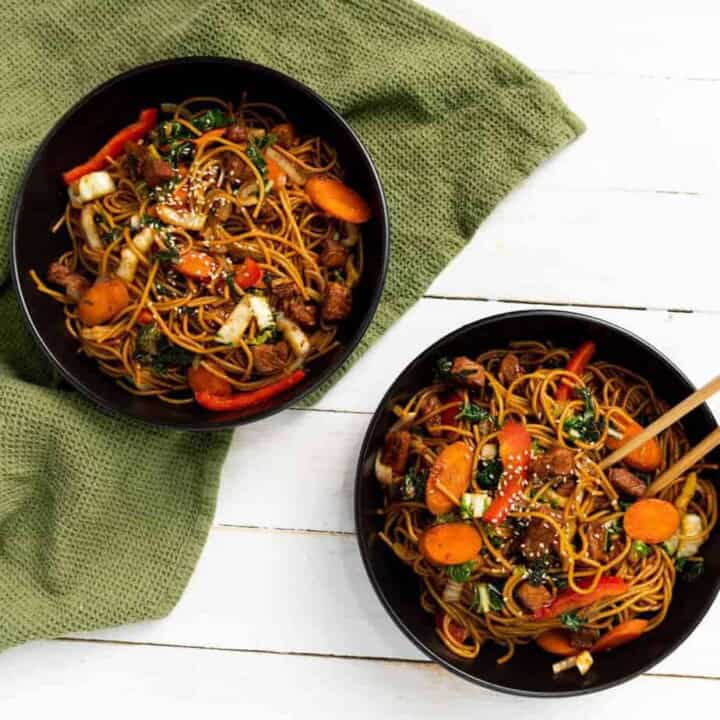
[69,527,720,679]
[217,408,366,532]
[424,191,720,310]
[2,639,717,717]
[519,73,719,195]
[315,299,720,413]
[420,0,720,78]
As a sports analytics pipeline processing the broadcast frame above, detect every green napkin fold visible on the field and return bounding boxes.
[0,0,583,650]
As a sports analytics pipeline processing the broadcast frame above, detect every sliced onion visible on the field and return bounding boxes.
[157,204,207,231]
[374,450,394,486]
[266,146,306,186]
[80,204,103,250]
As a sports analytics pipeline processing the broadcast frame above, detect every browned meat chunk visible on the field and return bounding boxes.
[252,341,289,376]
[499,352,524,385]
[515,581,551,613]
[569,630,596,650]
[286,297,317,328]
[143,158,174,187]
[586,520,622,563]
[520,508,564,560]
[271,123,296,149]
[419,393,444,437]
[608,467,646,498]
[554,476,576,497]
[224,123,247,143]
[320,238,349,269]
[272,280,297,299]
[380,431,411,475]
[530,446,575,479]
[322,282,351,322]
[224,152,251,181]
[450,356,485,388]
[124,140,146,176]
[47,262,91,302]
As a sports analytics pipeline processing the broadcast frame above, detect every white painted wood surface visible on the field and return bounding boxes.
[4,1,720,714]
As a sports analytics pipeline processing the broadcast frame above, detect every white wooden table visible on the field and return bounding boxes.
[5,1,720,715]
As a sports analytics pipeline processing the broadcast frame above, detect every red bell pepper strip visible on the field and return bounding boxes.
[435,611,468,644]
[195,369,306,412]
[62,108,158,185]
[533,576,628,620]
[439,390,463,427]
[234,257,263,289]
[482,421,532,524]
[556,341,597,402]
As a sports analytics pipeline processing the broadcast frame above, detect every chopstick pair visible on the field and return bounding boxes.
[597,374,720,495]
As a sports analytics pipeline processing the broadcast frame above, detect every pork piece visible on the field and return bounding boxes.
[285,297,317,329]
[520,508,564,560]
[418,392,444,437]
[449,356,485,389]
[124,140,146,176]
[224,151,251,181]
[569,630,596,650]
[554,476,576,497]
[499,352,524,385]
[224,123,247,143]
[143,158,174,187]
[586,520,622,563]
[380,431,411,475]
[608,467,646,498]
[47,262,90,302]
[271,280,297,300]
[271,123,296,149]
[515,581,551,613]
[319,237,349,269]
[322,282,351,321]
[530,446,575,479]
[252,341,289,376]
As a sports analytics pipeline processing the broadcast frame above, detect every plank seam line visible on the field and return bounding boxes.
[213,523,355,537]
[51,638,720,681]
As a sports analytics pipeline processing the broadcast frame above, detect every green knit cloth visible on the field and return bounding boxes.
[0,0,583,650]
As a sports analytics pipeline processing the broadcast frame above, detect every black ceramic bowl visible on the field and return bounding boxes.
[356,310,720,696]
[12,57,388,430]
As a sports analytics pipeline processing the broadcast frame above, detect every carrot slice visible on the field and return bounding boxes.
[266,157,287,189]
[624,498,679,543]
[593,619,648,652]
[305,175,371,223]
[536,630,576,656]
[606,415,663,472]
[77,277,129,326]
[425,441,473,515]
[419,522,482,565]
[188,366,232,397]
[175,251,216,280]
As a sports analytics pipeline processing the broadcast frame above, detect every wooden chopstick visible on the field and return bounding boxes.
[598,374,720,471]
[646,427,720,496]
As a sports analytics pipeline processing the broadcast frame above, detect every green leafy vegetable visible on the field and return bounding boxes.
[455,402,492,425]
[446,561,476,583]
[619,500,634,512]
[632,540,652,557]
[459,494,473,520]
[559,611,585,632]
[246,140,268,179]
[435,355,475,381]
[246,327,282,346]
[192,109,232,132]
[166,140,195,168]
[157,120,192,144]
[487,584,504,611]
[485,526,505,549]
[401,467,427,500]
[526,556,551,586]
[476,457,503,489]
[134,323,194,374]
[225,271,242,298]
[676,557,704,582]
[563,387,603,443]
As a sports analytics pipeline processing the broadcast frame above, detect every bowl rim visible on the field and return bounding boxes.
[11,56,390,431]
[354,309,720,697]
